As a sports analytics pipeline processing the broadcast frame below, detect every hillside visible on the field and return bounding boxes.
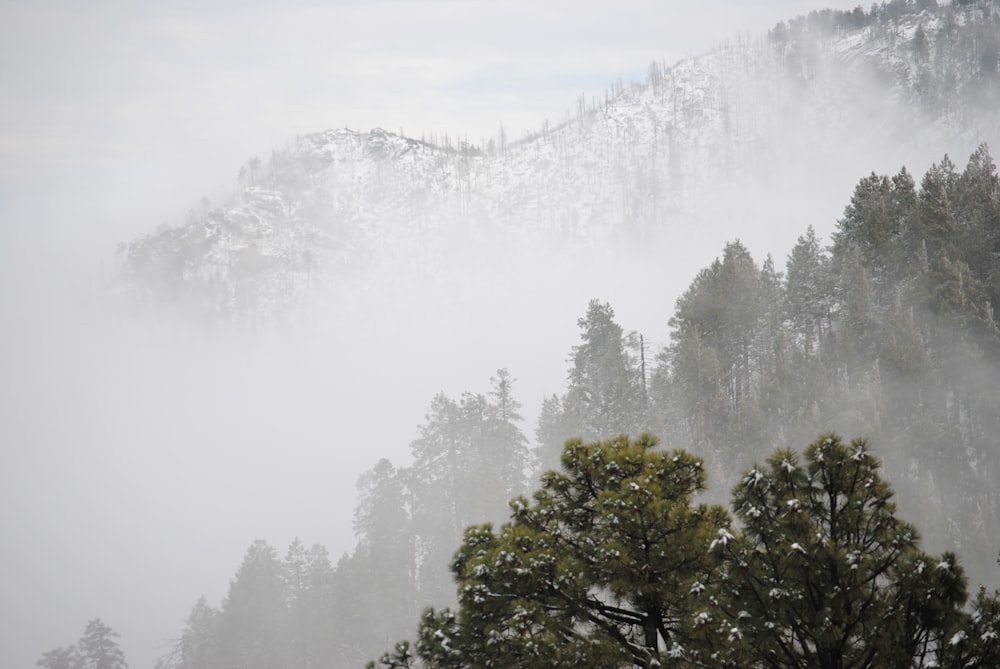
[117,1,1000,325]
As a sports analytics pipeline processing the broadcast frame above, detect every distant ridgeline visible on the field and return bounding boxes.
[142,145,1000,668]
[116,0,1000,324]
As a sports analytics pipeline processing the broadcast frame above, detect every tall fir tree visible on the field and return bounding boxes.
[157,597,218,669]
[214,540,289,669]
[564,299,647,441]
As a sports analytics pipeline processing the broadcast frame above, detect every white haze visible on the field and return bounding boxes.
[0,1,971,668]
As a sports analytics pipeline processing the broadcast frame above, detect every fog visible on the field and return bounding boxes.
[0,189,670,669]
[0,1,985,668]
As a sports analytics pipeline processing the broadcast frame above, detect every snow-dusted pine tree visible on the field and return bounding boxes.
[706,434,969,668]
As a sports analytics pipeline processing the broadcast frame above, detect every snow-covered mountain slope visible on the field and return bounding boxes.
[117,2,1000,325]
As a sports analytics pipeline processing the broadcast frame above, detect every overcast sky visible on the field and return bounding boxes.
[1,2,867,668]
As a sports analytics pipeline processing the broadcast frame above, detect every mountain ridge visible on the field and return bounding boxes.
[117,1,1000,326]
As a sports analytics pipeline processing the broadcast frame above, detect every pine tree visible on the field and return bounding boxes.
[349,458,417,650]
[214,540,289,669]
[75,619,129,669]
[158,597,218,669]
[948,146,1000,323]
[833,169,915,301]
[665,327,729,459]
[941,583,1000,668]
[564,299,647,441]
[915,156,960,267]
[298,544,338,669]
[534,393,575,473]
[670,242,765,416]
[484,368,530,502]
[408,393,468,605]
[785,225,832,348]
[283,539,312,669]
[708,434,969,668]
[400,434,730,669]
[407,376,531,606]
[834,245,880,386]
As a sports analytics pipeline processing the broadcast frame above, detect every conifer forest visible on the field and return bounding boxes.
[14,1,1000,668]
[130,146,999,669]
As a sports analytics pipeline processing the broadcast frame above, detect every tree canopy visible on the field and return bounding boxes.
[378,434,729,669]
[372,434,1000,669]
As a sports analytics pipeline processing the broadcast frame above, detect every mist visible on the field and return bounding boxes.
[0,200,671,669]
[4,1,999,668]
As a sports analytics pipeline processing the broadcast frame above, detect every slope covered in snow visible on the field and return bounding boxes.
[118,2,1000,325]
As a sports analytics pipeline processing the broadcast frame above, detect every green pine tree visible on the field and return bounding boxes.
[708,434,969,668]
[399,434,730,669]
